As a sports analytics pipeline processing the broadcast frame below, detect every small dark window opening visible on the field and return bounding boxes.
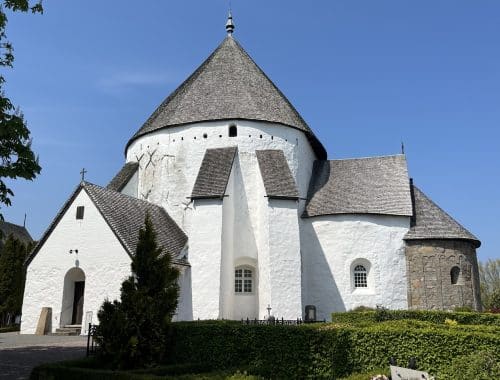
[219,134,222,138]
[194,136,196,140]
[271,136,274,140]
[203,133,208,139]
[76,206,85,220]
[260,135,263,139]
[229,125,237,137]
[450,266,461,285]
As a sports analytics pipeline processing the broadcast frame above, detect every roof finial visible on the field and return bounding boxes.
[226,10,235,35]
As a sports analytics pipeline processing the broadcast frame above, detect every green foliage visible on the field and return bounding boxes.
[30,359,261,380]
[438,350,500,380]
[96,215,180,369]
[331,309,500,326]
[0,1,42,220]
[479,258,500,311]
[165,319,500,379]
[0,233,31,326]
[487,288,500,312]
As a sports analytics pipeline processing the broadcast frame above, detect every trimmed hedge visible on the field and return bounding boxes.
[331,309,500,326]
[167,320,500,379]
[30,360,260,380]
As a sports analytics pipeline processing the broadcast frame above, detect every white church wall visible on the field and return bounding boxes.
[189,198,224,319]
[174,266,193,321]
[126,119,316,321]
[126,119,317,232]
[256,165,271,320]
[267,199,302,319]
[220,162,235,319]
[120,169,138,198]
[301,214,410,321]
[21,190,131,334]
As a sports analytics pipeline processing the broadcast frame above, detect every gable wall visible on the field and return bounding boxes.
[21,190,131,334]
[301,214,410,320]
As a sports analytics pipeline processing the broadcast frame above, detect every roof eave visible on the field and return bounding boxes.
[124,118,326,160]
[404,236,481,249]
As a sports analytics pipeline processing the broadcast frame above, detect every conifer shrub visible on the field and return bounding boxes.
[0,234,31,326]
[96,215,180,369]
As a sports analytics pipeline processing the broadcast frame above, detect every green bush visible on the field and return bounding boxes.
[438,350,500,380]
[331,309,500,326]
[96,215,180,369]
[30,360,261,380]
[166,320,500,378]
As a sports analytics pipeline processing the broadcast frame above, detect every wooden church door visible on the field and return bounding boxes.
[71,281,85,325]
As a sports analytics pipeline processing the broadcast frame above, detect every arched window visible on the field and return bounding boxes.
[235,267,253,293]
[229,124,237,137]
[353,265,368,288]
[450,266,461,285]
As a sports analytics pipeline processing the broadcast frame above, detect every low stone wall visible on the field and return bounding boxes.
[405,240,481,311]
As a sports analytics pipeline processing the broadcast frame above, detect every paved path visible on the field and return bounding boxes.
[0,332,87,380]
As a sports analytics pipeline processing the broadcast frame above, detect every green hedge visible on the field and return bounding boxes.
[167,320,500,379]
[331,309,500,326]
[0,324,20,333]
[30,360,260,380]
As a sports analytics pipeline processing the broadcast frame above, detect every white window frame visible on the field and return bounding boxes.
[234,266,254,295]
[350,259,374,294]
[353,265,368,288]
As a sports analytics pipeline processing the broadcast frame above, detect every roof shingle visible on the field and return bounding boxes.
[127,36,326,159]
[404,184,480,247]
[256,150,299,199]
[191,147,237,199]
[84,183,188,257]
[107,162,139,192]
[304,155,413,217]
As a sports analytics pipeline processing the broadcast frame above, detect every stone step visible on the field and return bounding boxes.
[51,325,82,336]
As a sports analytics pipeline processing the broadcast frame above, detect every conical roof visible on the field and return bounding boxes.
[126,36,326,159]
[404,184,480,247]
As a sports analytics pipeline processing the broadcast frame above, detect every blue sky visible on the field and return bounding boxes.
[2,1,499,261]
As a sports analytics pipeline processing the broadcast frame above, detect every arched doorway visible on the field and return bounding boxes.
[61,267,85,326]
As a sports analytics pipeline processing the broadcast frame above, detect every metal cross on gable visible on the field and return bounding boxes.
[80,168,87,181]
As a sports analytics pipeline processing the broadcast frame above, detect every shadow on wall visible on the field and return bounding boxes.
[175,267,193,321]
[301,220,345,320]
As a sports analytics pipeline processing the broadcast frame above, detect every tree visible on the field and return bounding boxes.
[96,214,180,368]
[0,233,31,326]
[0,1,43,220]
[479,258,500,311]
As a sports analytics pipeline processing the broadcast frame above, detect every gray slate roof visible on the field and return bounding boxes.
[127,36,326,159]
[107,162,139,192]
[84,183,188,257]
[405,184,480,247]
[256,150,299,199]
[26,182,188,266]
[304,155,413,217]
[191,147,237,199]
[0,221,32,251]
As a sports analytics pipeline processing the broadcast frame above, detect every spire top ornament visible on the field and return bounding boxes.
[226,11,235,35]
